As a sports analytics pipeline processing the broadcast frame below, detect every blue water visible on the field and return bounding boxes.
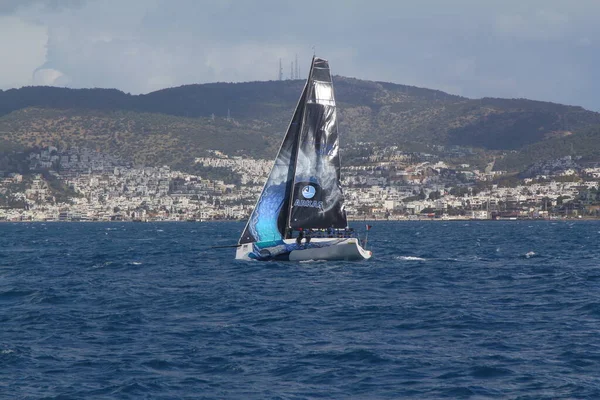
[2,221,600,399]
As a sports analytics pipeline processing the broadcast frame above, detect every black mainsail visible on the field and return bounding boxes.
[288,58,347,230]
[238,57,346,245]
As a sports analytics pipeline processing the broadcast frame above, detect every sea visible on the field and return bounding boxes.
[1,221,600,399]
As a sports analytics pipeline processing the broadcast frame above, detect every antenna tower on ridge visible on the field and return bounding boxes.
[295,54,299,79]
[278,58,283,81]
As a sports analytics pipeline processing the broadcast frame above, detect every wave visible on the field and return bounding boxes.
[2,220,599,399]
[396,256,427,261]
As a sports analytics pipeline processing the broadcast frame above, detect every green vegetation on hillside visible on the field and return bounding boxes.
[0,108,275,173]
[2,79,600,173]
[496,124,600,171]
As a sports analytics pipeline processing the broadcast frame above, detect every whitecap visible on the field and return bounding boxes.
[396,256,427,261]
[525,251,536,258]
[91,262,113,269]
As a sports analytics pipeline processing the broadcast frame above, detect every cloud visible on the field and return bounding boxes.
[495,9,570,40]
[0,16,47,89]
[33,68,67,86]
[0,0,85,14]
[577,37,592,47]
[2,0,600,110]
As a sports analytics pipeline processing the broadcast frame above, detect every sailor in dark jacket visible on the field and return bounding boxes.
[296,229,304,245]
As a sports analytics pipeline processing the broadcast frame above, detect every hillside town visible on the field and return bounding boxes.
[1,146,599,222]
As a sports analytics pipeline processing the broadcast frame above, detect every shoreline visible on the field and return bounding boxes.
[1,217,599,223]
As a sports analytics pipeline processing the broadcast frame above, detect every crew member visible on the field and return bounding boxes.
[296,229,304,245]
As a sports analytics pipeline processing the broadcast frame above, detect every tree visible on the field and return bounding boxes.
[428,190,441,200]
[556,196,569,206]
[541,197,551,211]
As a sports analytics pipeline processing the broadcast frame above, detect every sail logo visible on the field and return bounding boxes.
[316,144,336,156]
[294,199,323,209]
[302,185,316,199]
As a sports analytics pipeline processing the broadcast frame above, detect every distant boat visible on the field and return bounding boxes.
[236,57,372,261]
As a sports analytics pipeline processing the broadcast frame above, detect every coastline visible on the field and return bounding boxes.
[1,217,599,223]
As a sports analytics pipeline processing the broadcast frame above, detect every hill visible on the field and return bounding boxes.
[1,78,600,172]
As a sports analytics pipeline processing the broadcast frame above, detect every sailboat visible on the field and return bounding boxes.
[236,56,372,261]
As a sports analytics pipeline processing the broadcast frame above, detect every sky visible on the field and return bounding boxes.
[1,0,600,110]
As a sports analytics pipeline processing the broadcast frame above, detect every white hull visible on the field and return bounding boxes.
[236,238,372,261]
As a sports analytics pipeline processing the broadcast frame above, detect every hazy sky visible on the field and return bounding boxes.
[2,0,599,110]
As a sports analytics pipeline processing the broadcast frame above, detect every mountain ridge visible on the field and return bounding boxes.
[1,78,600,172]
